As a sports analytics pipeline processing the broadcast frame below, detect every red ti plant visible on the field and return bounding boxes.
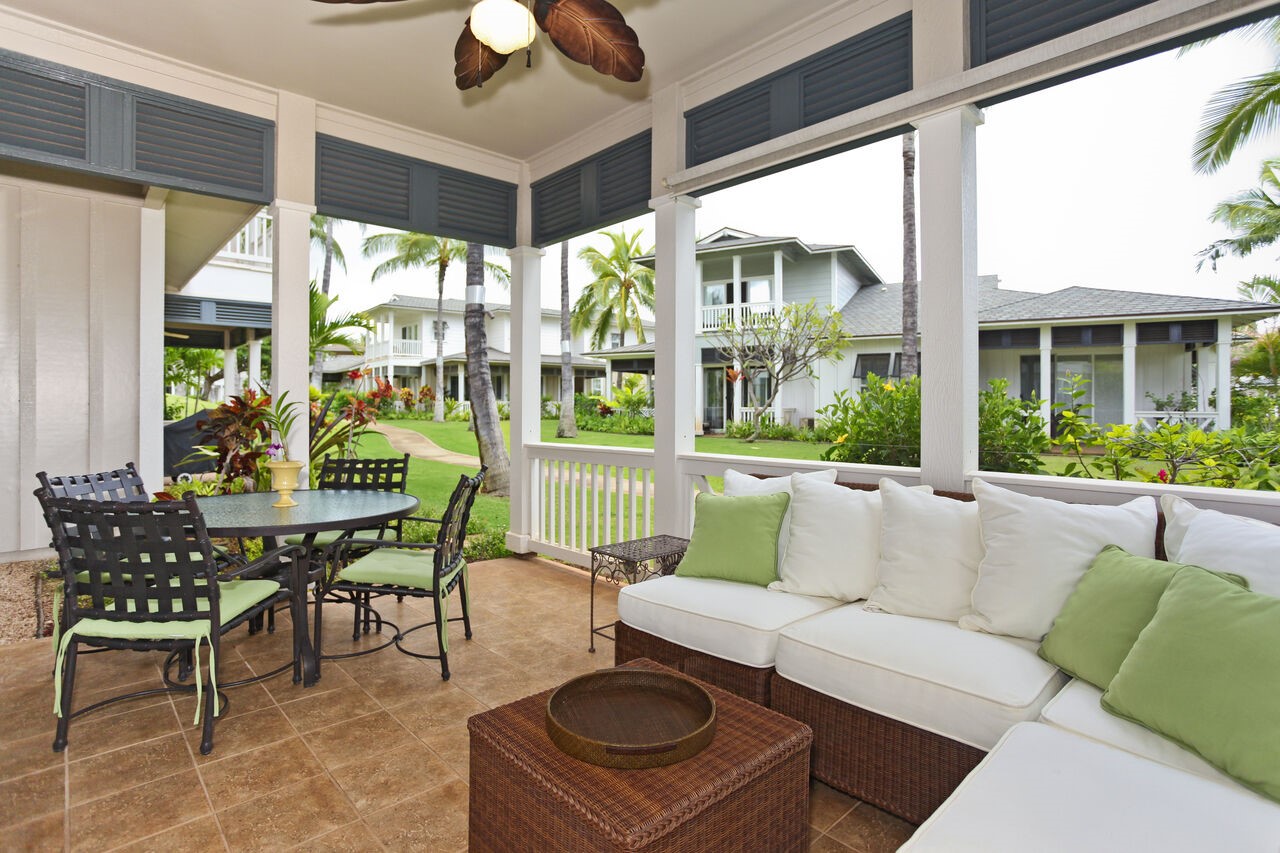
[191,390,271,490]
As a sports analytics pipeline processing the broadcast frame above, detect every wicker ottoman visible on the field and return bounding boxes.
[468,658,813,852]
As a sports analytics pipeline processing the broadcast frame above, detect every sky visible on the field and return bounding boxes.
[318,27,1278,316]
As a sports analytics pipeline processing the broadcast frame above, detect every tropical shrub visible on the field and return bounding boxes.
[723,419,819,442]
[977,379,1051,474]
[819,376,922,467]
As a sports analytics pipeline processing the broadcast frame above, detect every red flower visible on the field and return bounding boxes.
[347,369,363,381]
[1157,469,1169,483]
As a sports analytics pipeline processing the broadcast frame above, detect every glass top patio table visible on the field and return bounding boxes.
[195,489,420,686]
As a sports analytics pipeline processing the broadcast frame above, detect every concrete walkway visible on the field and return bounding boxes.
[372,423,482,468]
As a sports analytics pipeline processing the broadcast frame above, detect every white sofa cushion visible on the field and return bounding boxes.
[774,605,1067,750]
[865,478,982,621]
[1039,678,1230,784]
[902,723,1280,852]
[773,478,931,602]
[1161,494,1280,596]
[617,575,842,668]
[961,479,1157,640]
[723,467,837,567]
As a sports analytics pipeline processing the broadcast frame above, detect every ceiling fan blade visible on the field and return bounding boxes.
[534,0,644,83]
[454,19,511,91]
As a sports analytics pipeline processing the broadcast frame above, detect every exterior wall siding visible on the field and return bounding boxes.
[780,254,833,305]
[2,172,144,557]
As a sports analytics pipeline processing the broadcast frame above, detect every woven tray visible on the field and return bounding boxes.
[545,669,717,769]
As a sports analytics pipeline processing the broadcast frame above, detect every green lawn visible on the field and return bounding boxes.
[385,417,827,461]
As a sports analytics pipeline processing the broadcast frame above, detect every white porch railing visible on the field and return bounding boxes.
[219,212,272,263]
[1134,410,1218,430]
[366,340,424,359]
[525,443,655,567]
[699,301,778,332]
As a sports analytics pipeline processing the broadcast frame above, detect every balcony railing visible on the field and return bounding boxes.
[699,302,778,332]
[366,340,424,359]
[1135,410,1218,430]
[219,212,272,263]
[524,443,655,566]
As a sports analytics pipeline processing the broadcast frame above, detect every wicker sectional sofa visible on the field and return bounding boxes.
[613,478,1280,848]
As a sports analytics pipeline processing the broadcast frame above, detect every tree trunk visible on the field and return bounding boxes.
[900,131,919,379]
[434,263,447,422]
[465,243,510,495]
[557,240,578,437]
[310,219,337,390]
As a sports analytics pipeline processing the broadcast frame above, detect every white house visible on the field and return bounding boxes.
[591,229,1278,433]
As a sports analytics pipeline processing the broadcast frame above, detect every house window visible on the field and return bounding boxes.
[853,353,899,381]
[609,333,622,349]
[740,278,772,304]
[400,324,419,340]
[432,321,449,341]
[1053,354,1122,428]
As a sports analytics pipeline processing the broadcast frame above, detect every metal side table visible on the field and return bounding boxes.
[588,535,689,652]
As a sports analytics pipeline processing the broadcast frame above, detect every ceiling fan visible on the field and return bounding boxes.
[311,0,645,90]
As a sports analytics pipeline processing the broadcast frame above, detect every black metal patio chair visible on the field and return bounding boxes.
[315,467,485,680]
[35,488,303,755]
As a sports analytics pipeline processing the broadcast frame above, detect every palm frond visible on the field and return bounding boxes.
[1193,70,1280,173]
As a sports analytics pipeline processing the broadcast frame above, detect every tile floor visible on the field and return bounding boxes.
[0,557,915,852]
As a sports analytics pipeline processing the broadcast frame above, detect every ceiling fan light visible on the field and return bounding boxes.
[470,0,536,55]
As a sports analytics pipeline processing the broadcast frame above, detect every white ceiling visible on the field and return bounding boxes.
[2,0,841,161]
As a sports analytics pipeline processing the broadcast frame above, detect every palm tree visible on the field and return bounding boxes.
[1238,274,1280,303]
[900,131,919,379]
[464,242,511,495]
[310,282,373,371]
[571,229,656,367]
[309,215,348,387]
[1189,18,1280,173]
[557,239,578,437]
[362,232,468,422]
[1196,158,1280,272]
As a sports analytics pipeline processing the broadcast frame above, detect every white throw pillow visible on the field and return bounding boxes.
[960,478,1157,641]
[1161,494,1280,597]
[772,478,933,601]
[865,478,983,621]
[722,468,838,568]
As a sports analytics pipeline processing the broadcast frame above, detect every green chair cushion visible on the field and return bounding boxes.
[1101,567,1280,803]
[337,548,460,590]
[675,491,791,587]
[284,529,386,548]
[1039,545,1247,689]
[68,578,281,640]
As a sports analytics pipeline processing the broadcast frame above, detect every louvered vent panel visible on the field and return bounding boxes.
[0,64,87,161]
[134,98,268,196]
[1009,328,1040,347]
[436,169,515,247]
[533,169,585,246]
[973,0,1158,65]
[316,137,412,228]
[597,132,651,221]
[801,15,912,126]
[164,297,204,324]
[1053,327,1085,347]
[215,302,271,327]
[1091,324,1123,346]
[1137,322,1171,344]
[686,81,773,167]
[1181,320,1217,343]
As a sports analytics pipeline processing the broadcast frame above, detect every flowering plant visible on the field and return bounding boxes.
[347,368,363,381]
[259,390,303,461]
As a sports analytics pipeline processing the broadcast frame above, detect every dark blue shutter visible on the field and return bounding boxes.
[685,14,911,168]
[316,134,517,247]
[0,62,87,162]
[971,0,1160,66]
[0,50,272,202]
[532,130,651,246]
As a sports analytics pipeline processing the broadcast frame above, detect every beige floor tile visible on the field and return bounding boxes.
[330,740,452,814]
[217,774,357,852]
[385,686,486,737]
[6,810,65,852]
[0,732,63,783]
[275,685,381,734]
[114,815,225,853]
[298,820,382,852]
[809,780,859,832]
[68,731,194,806]
[365,778,469,851]
[301,710,414,772]
[825,802,916,852]
[68,769,209,852]
[183,705,295,763]
[62,701,182,760]
[0,765,64,830]
[199,737,324,811]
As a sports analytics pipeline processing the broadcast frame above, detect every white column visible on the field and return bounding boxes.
[732,254,742,310]
[387,308,396,384]
[457,364,466,403]
[138,188,166,487]
[695,259,704,333]
[917,105,982,490]
[652,194,700,537]
[1122,321,1137,425]
[506,245,544,554]
[1039,324,1053,431]
[247,332,262,391]
[772,249,784,423]
[271,91,317,480]
[222,332,238,402]
[1216,317,1232,430]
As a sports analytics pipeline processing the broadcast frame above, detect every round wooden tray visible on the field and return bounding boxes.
[545,669,717,769]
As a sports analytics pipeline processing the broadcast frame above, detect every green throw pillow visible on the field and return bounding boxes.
[675,491,791,587]
[1101,567,1280,803]
[1039,545,1247,689]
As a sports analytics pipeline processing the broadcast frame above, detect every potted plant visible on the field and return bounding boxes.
[260,390,304,507]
